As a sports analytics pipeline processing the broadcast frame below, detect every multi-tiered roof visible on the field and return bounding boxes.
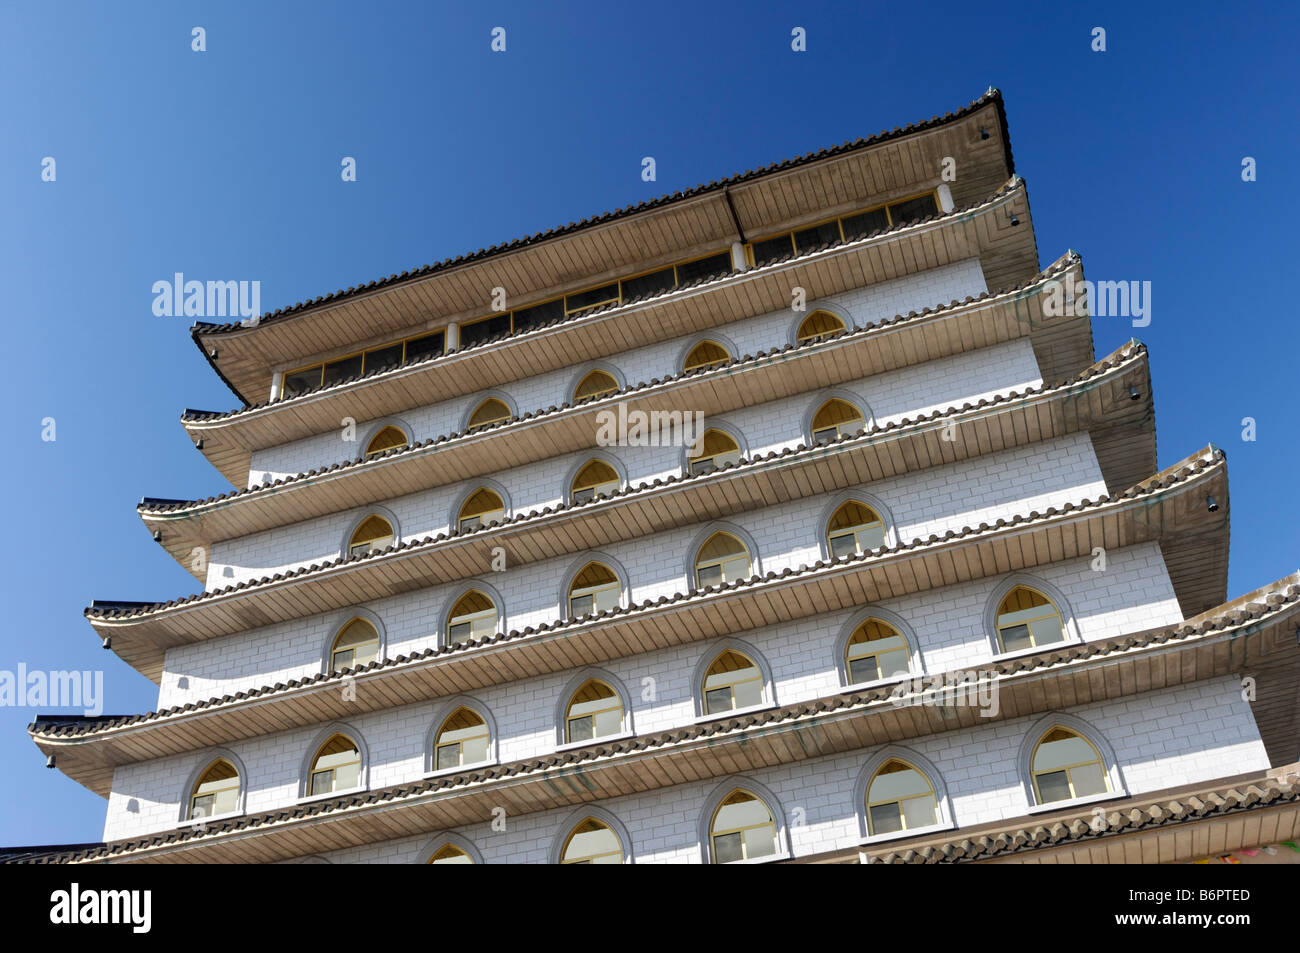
[20,89,1299,864]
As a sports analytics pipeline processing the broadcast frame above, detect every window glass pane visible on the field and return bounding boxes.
[713,832,743,864]
[840,207,889,239]
[436,745,461,771]
[813,426,837,444]
[364,343,403,373]
[1029,615,1065,646]
[830,533,859,559]
[322,354,363,386]
[705,687,733,714]
[448,621,469,643]
[878,648,910,678]
[566,283,620,314]
[750,235,794,266]
[594,586,620,612]
[743,826,777,859]
[621,267,677,301]
[460,314,511,348]
[848,657,879,684]
[887,194,939,225]
[568,716,594,742]
[594,707,622,737]
[732,677,763,709]
[309,770,334,796]
[901,795,938,830]
[332,648,354,670]
[1036,734,1098,772]
[191,793,215,818]
[999,623,1033,653]
[690,459,717,476]
[697,564,723,588]
[793,221,841,252]
[404,331,445,362]
[1071,762,1108,798]
[334,761,360,790]
[675,253,732,284]
[512,298,564,331]
[213,786,239,816]
[461,734,489,765]
[1036,770,1072,803]
[282,367,321,397]
[570,594,594,617]
[869,766,930,802]
[869,802,904,834]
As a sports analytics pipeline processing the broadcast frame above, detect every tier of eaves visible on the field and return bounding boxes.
[97,343,1160,683]
[78,446,1226,769]
[148,251,1094,580]
[183,176,1042,485]
[28,569,1300,860]
[192,89,1017,407]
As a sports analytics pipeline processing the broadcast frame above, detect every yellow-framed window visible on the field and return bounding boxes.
[845,618,910,684]
[560,819,623,864]
[866,759,938,835]
[467,397,511,430]
[347,514,394,557]
[811,398,865,444]
[447,590,497,643]
[995,586,1065,653]
[564,679,623,743]
[308,734,361,795]
[710,790,777,863]
[682,339,732,372]
[434,707,490,770]
[457,487,505,531]
[281,331,445,399]
[567,562,621,618]
[571,459,620,503]
[1031,728,1109,803]
[364,425,407,459]
[189,759,240,820]
[701,650,763,714]
[329,618,379,672]
[687,429,741,476]
[827,500,886,558]
[573,369,619,402]
[746,191,941,268]
[427,844,473,864]
[694,532,751,588]
[796,309,847,344]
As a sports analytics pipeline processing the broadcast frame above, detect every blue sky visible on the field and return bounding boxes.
[0,1,1295,846]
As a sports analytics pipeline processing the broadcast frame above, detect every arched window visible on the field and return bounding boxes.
[560,818,623,864]
[845,618,911,684]
[687,428,742,475]
[567,563,621,618]
[709,790,778,864]
[329,618,379,672]
[571,459,620,503]
[308,734,361,796]
[811,398,865,444]
[827,500,886,558]
[694,532,751,588]
[457,488,505,532]
[865,759,938,835]
[447,590,497,644]
[995,586,1065,653]
[433,707,490,770]
[427,844,473,864]
[188,759,239,820]
[564,679,623,742]
[1031,727,1109,804]
[701,650,764,715]
[348,515,394,557]
[364,425,407,459]
[574,370,619,402]
[796,309,847,344]
[683,339,732,372]
[468,398,511,430]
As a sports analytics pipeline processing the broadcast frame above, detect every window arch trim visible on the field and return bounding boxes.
[319,607,387,675]
[785,297,857,347]
[439,581,505,648]
[676,331,739,374]
[833,606,924,687]
[558,553,630,622]
[552,666,635,748]
[547,806,636,865]
[853,745,954,843]
[449,479,512,535]
[176,748,248,825]
[816,489,898,562]
[461,390,518,432]
[419,831,484,864]
[680,419,748,477]
[297,723,369,801]
[425,695,500,776]
[357,417,414,462]
[1016,712,1127,812]
[697,777,791,864]
[567,363,626,404]
[983,574,1082,659]
[684,520,762,591]
[801,388,873,447]
[562,451,628,506]
[339,505,400,561]
[691,637,775,720]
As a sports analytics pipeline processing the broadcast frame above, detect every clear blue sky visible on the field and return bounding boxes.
[1,1,1295,846]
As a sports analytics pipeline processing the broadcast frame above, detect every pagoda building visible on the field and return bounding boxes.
[18,89,1300,865]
